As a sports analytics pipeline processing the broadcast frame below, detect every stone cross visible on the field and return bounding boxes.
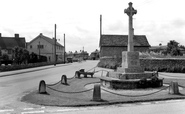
[124,2,137,52]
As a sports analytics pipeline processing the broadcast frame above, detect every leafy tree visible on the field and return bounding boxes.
[2,54,9,61]
[179,45,185,49]
[13,47,29,64]
[0,47,1,56]
[166,40,182,56]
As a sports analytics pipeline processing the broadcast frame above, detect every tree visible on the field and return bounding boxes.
[2,54,9,61]
[166,40,182,56]
[13,47,30,64]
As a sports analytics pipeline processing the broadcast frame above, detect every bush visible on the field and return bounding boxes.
[97,57,121,70]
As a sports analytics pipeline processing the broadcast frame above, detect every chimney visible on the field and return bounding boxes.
[15,34,19,38]
[40,33,43,35]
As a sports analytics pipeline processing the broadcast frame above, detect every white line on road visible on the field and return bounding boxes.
[23,108,34,110]
[0,109,14,112]
[21,110,44,114]
[46,108,80,113]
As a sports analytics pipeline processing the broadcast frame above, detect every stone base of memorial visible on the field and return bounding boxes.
[100,51,163,89]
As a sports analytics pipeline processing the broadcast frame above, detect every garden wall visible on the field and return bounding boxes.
[98,57,185,73]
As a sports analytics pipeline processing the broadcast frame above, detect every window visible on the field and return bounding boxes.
[38,45,44,49]
[30,45,32,49]
[8,49,12,54]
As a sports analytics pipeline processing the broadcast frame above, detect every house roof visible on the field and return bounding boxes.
[150,45,167,50]
[99,35,150,47]
[0,36,26,49]
[29,33,64,47]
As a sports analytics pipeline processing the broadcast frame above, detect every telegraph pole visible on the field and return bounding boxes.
[38,41,40,60]
[100,15,102,38]
[64,34,66,64]
[54,24,57,66]
[83,46,84,60]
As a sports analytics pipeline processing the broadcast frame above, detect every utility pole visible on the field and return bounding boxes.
[54,24,57,66]
[100,15,102,38]
[64,34,66,64]
[38,41,40,60]
[83,46,84,60]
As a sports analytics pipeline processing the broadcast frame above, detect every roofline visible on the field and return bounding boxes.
[101,34,146,37]
[101,45,151,47]
[27,34,64,47]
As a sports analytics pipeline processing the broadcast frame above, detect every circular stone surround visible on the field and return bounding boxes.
[85,83,183,95]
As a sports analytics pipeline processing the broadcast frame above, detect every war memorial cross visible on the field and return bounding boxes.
[124,2,137,52]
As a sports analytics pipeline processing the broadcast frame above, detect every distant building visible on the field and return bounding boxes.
[27,33,64,62]
[99,35,151,58]
[66,51,89,61]
[150,45,185,55]
[149,45,167,53]
[0,33,26,60]
[90,49,100,60]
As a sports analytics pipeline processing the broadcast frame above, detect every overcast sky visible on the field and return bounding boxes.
[0,0,185,53]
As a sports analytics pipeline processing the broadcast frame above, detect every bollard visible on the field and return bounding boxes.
[75,71,80,78]
[39,80,47,94]
[61,75,68,85]
[92,84,102,101]
[169,81,180,95]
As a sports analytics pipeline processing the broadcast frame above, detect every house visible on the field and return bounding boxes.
[27,33,64,62]
[149,45,167,53]
[73,51,89,60]
[66,50,89,61]
[90,49,100,60]
[0,33,26,60]
[150,45,185,55]
[99,34,151,58]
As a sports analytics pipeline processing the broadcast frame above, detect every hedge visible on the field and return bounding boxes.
[0,61,64,72]
[97,57,185,73]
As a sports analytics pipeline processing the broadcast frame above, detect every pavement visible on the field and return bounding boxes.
[21,71,185,107]
[0,63,71,77]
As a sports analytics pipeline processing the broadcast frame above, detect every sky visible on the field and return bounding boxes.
[0,0,185,53]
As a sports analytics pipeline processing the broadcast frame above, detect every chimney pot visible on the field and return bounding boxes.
[15,34,19,38]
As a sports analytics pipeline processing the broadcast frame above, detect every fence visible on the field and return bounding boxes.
[38,67,184,101]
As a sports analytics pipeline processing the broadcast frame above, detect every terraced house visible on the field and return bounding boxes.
[27,33,64,62]
[0,33,26,60]
[99,34,151,58]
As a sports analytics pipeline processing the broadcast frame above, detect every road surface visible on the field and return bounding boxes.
[0,60,185,114]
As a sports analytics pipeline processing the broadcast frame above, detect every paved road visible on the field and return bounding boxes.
[0,60,185,114]
[0,60,102,113]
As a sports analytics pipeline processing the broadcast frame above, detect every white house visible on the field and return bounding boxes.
[27,33,64,62]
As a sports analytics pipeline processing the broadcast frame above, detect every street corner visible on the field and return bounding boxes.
[21,76,185,107]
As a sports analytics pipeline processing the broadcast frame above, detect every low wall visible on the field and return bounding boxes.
[98,57,185,73]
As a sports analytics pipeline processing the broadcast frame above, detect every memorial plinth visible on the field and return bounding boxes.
[100,51,162,89]
[100,2,163,89]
